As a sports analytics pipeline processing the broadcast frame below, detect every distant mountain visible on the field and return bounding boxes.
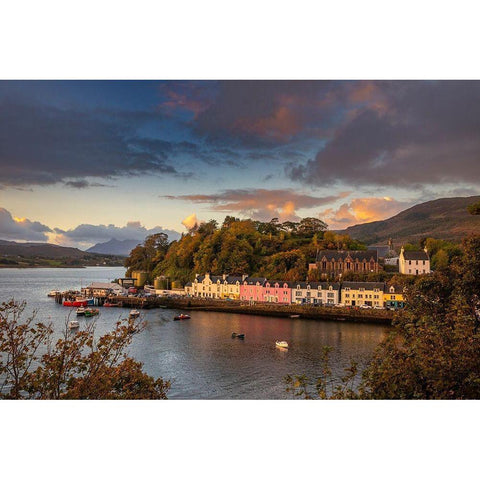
[0,240,124,266]
[0,240,91,258]
[86,238,141,257]
[339,196,480,245]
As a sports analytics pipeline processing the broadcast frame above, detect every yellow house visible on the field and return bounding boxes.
[384,284,405,309]
[340,282,385,308]
[187,273,246,299]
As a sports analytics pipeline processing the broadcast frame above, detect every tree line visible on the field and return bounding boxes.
[125,216,366,284]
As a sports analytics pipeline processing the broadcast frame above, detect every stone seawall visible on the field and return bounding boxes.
[111,296,394,324]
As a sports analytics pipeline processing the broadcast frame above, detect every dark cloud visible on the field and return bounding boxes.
[0,207,52,242]
[287,81,480,187]
[164,189,349,222]
[64,180,112,189]
[0,99,190,188]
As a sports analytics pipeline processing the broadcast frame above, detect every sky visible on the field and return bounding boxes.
[1,80,480,249]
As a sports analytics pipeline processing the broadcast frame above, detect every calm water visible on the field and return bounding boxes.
[0,267,389,399]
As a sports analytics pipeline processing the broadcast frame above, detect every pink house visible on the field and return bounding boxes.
[240,277,267,302]
[263,280,292,304]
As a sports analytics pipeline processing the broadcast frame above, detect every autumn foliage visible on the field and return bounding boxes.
[0,301,170,399]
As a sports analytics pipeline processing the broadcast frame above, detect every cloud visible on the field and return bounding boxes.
[165,189,350,222]
[64,180,112,189]
[53,221,181,248]
[288,81,480,188]
[319,197,412,229]
[0,98,191,188]
[0,207,52,242]
[181,213,199,230]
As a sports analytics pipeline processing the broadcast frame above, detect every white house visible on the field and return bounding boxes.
[290,282,340,305]
[399,247,431,275]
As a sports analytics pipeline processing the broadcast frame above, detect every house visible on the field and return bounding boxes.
[187,273,247,299]
[399,247,430,275]
[82,282,125,297]
[310,250,379,277]
[263,280,292,304]
[340,282,385,308]
[384,284,405,309]
[240,277,267,302]
[291,282,340,305]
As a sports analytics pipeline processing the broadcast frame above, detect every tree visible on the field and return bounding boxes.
[286,235,480,399]
[0,300,170,399]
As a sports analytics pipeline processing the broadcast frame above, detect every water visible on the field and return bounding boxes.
[0,267,389,399]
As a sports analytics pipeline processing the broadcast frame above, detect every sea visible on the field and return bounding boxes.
[0,267,389,399]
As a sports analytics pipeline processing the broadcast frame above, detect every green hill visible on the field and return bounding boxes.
[340,196,480,245]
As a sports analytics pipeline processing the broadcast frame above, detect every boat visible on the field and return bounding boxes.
[159,305,167,309]
[103,302,118,307]
[84,308,99,317]
[129,309,140,319]
[289,314,300,318]
[275,340,289,349]
[86,298,95,306]
[47,290,60,297]
[68,320,80,329]
[63,300,74,307]
[232,332,245,339]
[173,314,190,320]
[76,307,85,316]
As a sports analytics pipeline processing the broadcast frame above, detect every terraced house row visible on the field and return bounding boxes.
[185,273,405,309]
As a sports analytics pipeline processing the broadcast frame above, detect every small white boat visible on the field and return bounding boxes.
[47,290,60,297]
[289,314,300,318]
[76,307,85,316]
[129,309,140,319]
[276,340,289,349]
[68,320,80,329]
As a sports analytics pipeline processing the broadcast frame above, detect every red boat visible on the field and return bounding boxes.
[103,302,118,307]
[63,300,87,307]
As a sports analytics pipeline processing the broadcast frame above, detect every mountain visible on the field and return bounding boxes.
[0,240,124,267]
[339,196,480,245]
[86,238,141,257]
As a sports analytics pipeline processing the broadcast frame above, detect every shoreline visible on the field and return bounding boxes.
[110,296,394,325]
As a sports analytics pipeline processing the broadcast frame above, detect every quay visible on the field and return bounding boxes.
[53,292,394,324]
[103,296,394,324]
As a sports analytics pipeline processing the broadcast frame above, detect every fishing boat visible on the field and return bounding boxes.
[129,309,140,319]
[289,314,300,318]
[275,340,289,349]
[63,300,74,307]
[84,308,99,317]
[232,332,245,339]
[47,290,60,297]
[68,320,80,329]
[173,314,190,320]
[76,307,85,316]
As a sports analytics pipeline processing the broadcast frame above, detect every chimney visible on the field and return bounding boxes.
[242,274,248,282]
[223,273,227,280]
[195,273,199,279]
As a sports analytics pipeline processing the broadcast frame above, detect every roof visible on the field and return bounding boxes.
[341,281,385,290]
[290,282,340,290]
[385,283,404,294]
[243,277,267,285]
[367,245,391,258]
[402,250,429,261]
[185,282,192,287]
[86,282,124,291]
[316,250,378,262]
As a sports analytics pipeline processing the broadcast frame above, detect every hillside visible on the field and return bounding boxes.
[0,240,124,267]
[86,238,140,257]
[340,196,480,245]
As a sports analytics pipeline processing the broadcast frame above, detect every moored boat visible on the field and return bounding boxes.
[174,314,190,320]
[63,300,74,307]
[47,290,60,297]
[129,309,140,319]
[232,332,245,339]
[103,302,118,307]
[68,320,80,329]
[76,307,85,316]
[275,340,289,349]
[84,308,99,317]
[289,314,300,318]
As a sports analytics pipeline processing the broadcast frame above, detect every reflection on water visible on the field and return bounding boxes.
[0,267,389,399]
